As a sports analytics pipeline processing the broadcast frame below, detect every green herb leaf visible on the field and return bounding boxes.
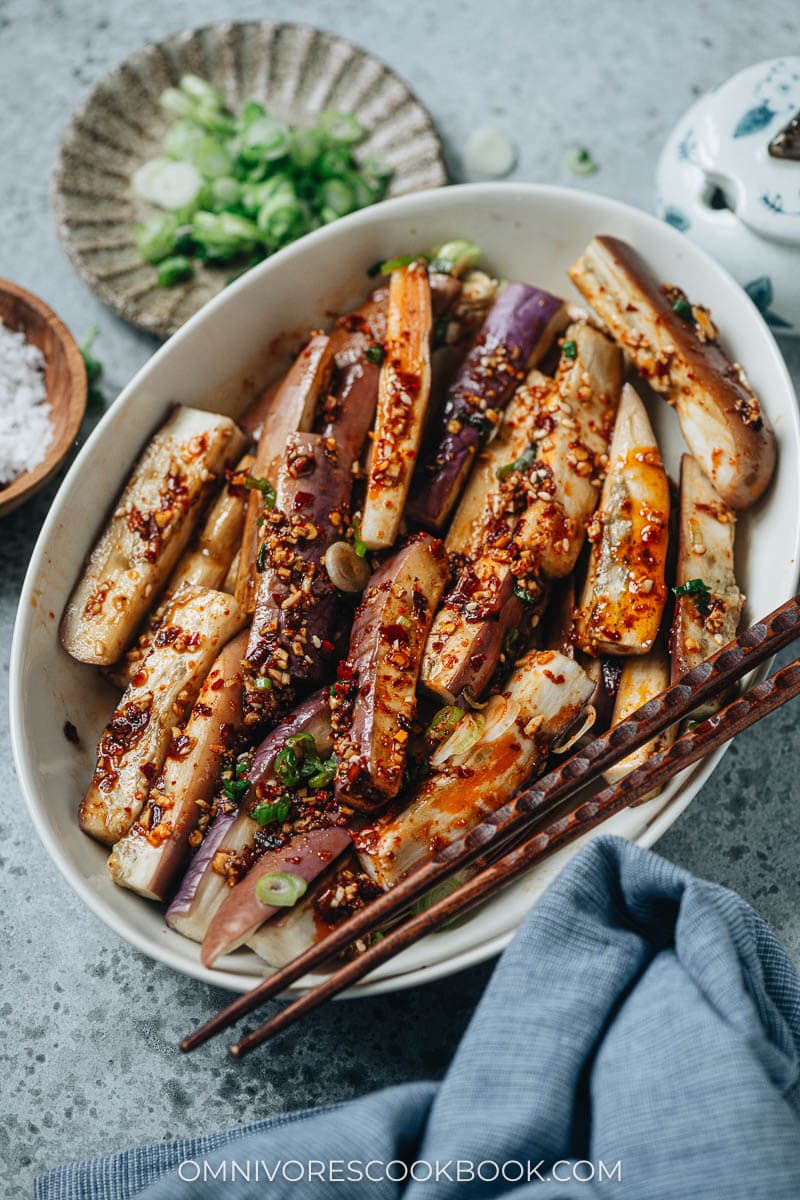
[365,344,384,365]
[496,444,538,481]
[561,338,578,360]
[305,753,337,790]
[251,795,291,826]
[244,475,276,509]
[673,577,712,617]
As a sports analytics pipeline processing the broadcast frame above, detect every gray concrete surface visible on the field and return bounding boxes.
[1,1,799,1194]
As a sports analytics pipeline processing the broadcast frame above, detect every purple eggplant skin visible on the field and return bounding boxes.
[320,358,380,464]
[408,283,567,530]
[166,688,332,939]
[201,824,353,966]
[592,658,624,733]
[249,687,332,786]
[245,433,350,720]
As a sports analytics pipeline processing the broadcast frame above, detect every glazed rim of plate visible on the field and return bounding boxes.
[51,18,448,339]
[13,183,800,998]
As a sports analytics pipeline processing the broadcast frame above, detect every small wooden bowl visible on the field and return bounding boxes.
[0,279,87,517]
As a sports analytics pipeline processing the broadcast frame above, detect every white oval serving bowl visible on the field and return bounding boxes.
[11,183,800,997]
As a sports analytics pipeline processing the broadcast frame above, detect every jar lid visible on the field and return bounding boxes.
[691,58,800,246]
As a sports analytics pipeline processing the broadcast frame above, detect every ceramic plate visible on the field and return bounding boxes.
[52,20,447,339]
[12,184,800,997]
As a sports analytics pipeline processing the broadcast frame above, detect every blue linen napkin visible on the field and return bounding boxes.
[36,836,800,1199]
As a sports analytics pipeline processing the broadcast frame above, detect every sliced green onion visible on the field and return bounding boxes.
[274,747,301,788]
[513,583,539,604]
[156,255,193,287]
[352,519,367,558]
[159,87,196,119]
[164,120,206,160]
[672,298,693,320]
[409,876,468,930]
[380,253,415,275]
[306,755,337,790]
[321,177,355,217]
[179,73,225,109]
[425,705,466,743]
[209,176,241,211]
[428,240,481,277]
[255,871,308,908]
[673,578,711,616]
[254,673,273,691]
[562,146,598,176]
[561,339,578,360]
[289,127,323,168]
[132,158,203,211]
[238,100,267,129]
[134,213,180,263]
[317,146,353,178]
[243,475,276,507]
[286,732,317,753]
[496,444,538,481]
[240,116,290,164]
[190,136,233,180]
[318,109,365,146]
[365,344,384,365]
[192,211,262,261]
[251,795,292,827]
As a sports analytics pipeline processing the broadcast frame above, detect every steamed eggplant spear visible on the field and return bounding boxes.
[360,262,434,550]
[569,235,776,510]
[408,282,568,531]
[332,534,450,812]
[79,586,246,845]
[236,333,334,613]
[670,453,743,683]
[201,824,352,967]
[603,644,676,791]
[422,326,621,702]
[574,384,670,656]
[166,689,332,942]
[61,406,246,666]
[111,455,253,689]
[355,649,595,889]
[107,629,249,900]
[245,852,359,968]
[244,432,351,724]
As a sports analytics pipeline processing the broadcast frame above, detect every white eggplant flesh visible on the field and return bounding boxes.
[79,586,246,845]
[109,455,253,690]
[568,235,776,510]
[61,406,245,666]
[603,645,675,792]
[107,629,249,900]
[574,384,670,656]
[355,649,594,889]
[361,263,433,550]
[670,454,743,684]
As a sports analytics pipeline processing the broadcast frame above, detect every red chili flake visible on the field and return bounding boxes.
[294,491,315,510]
[321,639,335,656]
[209,678,225,691]
[140,761,158,782]
[154,625,181,648]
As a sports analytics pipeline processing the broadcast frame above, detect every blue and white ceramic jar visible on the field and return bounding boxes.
[657,57,800,336]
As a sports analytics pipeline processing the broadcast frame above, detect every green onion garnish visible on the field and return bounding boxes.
[256,540,268,573]
[244,474,276,509]
[352,519,367,558]
[254,674,272,691]
[379,253,415,275]
[251,795,291,827]
[365,344,384,365]
[562,339,578,360]
[513,583,539,604]
[496,444,538,481]
[254,871,308,907]
[562,146,598,176]
[274,747,301,788]
[425,705,466,743]
[156,255,193,287]
[673,578,712,616]
[672,298,693,320]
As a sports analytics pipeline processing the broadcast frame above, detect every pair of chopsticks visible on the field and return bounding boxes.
[182,592,800,1059]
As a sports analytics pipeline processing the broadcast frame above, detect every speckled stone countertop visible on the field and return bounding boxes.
[2,1,799,1194]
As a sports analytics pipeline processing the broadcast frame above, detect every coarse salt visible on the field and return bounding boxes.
[0,319,53,486]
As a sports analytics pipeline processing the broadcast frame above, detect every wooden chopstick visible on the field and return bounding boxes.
[181,591,800,1054]
[228,654,800,1057]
